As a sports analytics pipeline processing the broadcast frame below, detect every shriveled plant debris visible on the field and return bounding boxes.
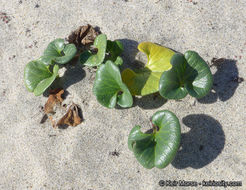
[44,88,64,114]
[56,103,82,127]
[41,88,82,128]
[67,24,101,51]
[48,115,56,128]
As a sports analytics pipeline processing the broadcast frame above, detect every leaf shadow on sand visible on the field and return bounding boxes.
[198,59,241,103]
[172,114,225,169]
[43,62,86,97]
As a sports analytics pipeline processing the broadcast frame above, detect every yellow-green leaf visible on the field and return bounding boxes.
[122,42,175,96]
[139,42,174,72]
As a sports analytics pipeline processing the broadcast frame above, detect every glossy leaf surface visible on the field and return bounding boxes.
[128,110,181,169]
[80,34,107,67]
[24,61,59,96]
[42,39,77,65]
[34,65,59,96]
[159,51,213,99]
[122,42,175,96]
[93,61,133,108]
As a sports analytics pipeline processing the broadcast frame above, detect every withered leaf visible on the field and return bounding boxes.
[48,115,56,128]
[44,88,64,114]
[56,103,82,127]
[67,24,101,50]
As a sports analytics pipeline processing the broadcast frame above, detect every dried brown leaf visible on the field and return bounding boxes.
[44,88,64,114]
[48,115,56,128]
[67,24,101,50]
[56,103,82,127]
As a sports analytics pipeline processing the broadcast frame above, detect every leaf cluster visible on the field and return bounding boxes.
[24,39,77,96]
[121,43,213,169]
[79,34,133,108]
[122,42,213,100]
[24,31,214,170]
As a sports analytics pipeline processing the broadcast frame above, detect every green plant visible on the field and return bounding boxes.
[121,42,175,96]
[93,61,133,108]
[79,34,132,108]
[24,39,77,96]
[159,51,213,99]
[24,61,59,96]
[80,34,123,67]
[23,28,214,170]
[79,34,107,67]
[39,39,77,65]
[128,110,181,169]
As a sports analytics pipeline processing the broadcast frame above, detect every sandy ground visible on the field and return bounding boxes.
[0,0,246,189]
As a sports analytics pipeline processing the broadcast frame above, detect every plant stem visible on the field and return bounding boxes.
[152,122,159,133]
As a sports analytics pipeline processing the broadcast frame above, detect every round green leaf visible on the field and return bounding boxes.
[128,110,181,169]
[33,64,59,96]
[159,51,213,99]
[122,42,175,96]
[24,60,52,92]
[42,38,77,65]
[24,61,59,96]
[93,61,133,108]
[79,34,107,67]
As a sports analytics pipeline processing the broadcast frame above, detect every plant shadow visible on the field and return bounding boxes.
[171,114,225,169]
[115,92,167,110]
[117,38,139,70]
[43,63,86,97]
[198,59,240,103]
[135,92,168,109]
[62,63,86,89]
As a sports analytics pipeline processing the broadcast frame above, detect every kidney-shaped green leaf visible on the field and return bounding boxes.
[24,61,59,96]
[159,51,213,99]
[41,38,77,65]
[128,110,181,169]
[93,61,133,108]
[122,42,175,96]
[80,34,107,67]
[33,64,59,96]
